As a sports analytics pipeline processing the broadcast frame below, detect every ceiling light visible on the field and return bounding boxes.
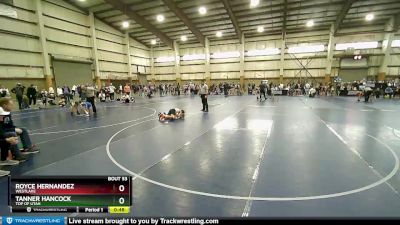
[156,14,165,22]
[151,39,156,45]
[77,0,86,2]
[199,6,207,15]
[250,0,260,7]
[122,21,129,28]
[180,35,187,41]
[257,26,264,32]
[216,31,222,37]
[306,20,314,27]
[365,13,374,21]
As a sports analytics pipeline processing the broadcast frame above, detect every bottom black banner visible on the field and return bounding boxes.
[2,217,400,225]
[66,217,400,225]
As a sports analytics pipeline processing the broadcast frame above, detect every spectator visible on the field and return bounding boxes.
[309,87,317,98]
[11,83,25,110]
[119,84,123,94]
[62,85,71,105]
[71,85,76,96]
[56,86,63,98]
[109,83,115,101]
[0,98,40,155]
[385,86,393,99]
[27,84,37,107]
[0,85,9,97]
[99,92,106,102]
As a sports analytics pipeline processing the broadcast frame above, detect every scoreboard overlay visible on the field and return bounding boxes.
[8,176,132,214]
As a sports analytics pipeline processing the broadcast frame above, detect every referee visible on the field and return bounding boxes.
[199,81,209,112]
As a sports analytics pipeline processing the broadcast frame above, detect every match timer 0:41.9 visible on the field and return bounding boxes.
[9,176,132,214]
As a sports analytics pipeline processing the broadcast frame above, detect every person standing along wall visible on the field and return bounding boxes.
[26,84,37,107]
[199,81,209,112]
[109,83,115,101]
[62,85,71,106]
[72,85,77,97]
[11,83,25,110]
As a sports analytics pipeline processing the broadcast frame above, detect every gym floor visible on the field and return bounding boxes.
[1,95,400,217]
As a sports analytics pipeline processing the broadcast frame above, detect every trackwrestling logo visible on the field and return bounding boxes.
[3,217,64,225]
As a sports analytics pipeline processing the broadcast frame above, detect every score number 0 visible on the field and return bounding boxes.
[118,184,127,205]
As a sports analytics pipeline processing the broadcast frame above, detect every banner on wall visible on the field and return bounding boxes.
[0,3,17,18]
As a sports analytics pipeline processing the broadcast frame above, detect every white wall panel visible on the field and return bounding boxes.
[210,63,239,72]
[99,71,128,79]
[99,61,128,73]
[155,66,174,74]
[47,42,91,58]
[245,55,281,61]
[181,65,204,73]
[94,19,120,36]
[0,50,43,66]
[211,72,240,79]
[245,40,281,50]
[180,47,204,55]
[0,67,43,78]
[98,50,127,63]
[45,27,91,47]
[245,71,279,78]
[0,17,38,36]
[14,0,36,10]
[129,38,148,49]
[284,58,326,69]
[155,74,175,80]
[11,8,37,22]
[0,33,41,52]
[155,62,174,67]
[181,60,205,65]
[42,1,88,26]
[130,47,149,58]
[96,30,124,44]
[44,16,88,35]
[181,73,205,80]
[388,54,400,65]
[154,49,174,58]
[130,57,149,66]
[210,43,240,53]
[388,67,400,76]
[210,58,240,64]
[97,39,125,53]
[245,61,280,70]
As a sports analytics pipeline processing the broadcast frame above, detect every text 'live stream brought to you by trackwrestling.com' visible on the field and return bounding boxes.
[0,217,222,225]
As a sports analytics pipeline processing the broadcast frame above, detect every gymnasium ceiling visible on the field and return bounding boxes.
[68,0,400,49]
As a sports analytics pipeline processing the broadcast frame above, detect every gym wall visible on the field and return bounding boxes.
[1,0,400,93]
